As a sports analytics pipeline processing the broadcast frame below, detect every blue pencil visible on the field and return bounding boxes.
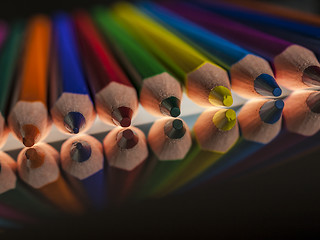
[60,134,107,210]
[140,2,281,99]
[193,1,320,60]
[0,218,21,229]
[50,13,96,134]
[195,1,320,39]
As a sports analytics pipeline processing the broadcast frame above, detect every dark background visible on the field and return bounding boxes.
[1,0,320,239]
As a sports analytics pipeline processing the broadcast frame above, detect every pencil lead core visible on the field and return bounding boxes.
[117,129,139,149]
[209,86,233,107]
[22,124,40,147]
[164,119,186,139]
[64,112,86,134]
[70,141,92,163]
[302,66,320,87]
[112,106,133,127]
[306,91,320,114]
[254,73,282,97]
[259,99,284,124]
[25,148,44,169]
[212,109,237,131]
[160,97,181,117]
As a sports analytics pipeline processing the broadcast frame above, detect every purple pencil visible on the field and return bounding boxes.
[161,2,320,90]
[0,203,36,224]
[0,21,8,47]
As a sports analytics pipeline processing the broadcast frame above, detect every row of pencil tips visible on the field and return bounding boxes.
[1,0,320,149]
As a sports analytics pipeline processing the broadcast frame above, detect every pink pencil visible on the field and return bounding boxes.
[0,21,8,48]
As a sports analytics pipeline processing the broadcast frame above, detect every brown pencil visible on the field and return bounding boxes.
[148,118,192,160]
[283,90,320,136]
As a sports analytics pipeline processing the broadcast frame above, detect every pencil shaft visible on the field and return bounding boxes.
[0,21,8,47]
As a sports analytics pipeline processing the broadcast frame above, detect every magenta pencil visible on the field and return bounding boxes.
[161,2,320,90]
[0,203,36,224]
[0,21,8,47]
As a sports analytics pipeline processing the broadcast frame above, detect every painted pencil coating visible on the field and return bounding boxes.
[93,7,182,117]
[8,16,51,147]
[73,11,138,127]
[112,2,233,107]
[164,2,320,90]
[50,13,96,134]
[0,21,8,49]
[141,2,281,99]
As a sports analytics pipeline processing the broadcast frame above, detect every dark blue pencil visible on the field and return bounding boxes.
[60,134,107,210]
[50,13,96,135]
[140,2,281,99]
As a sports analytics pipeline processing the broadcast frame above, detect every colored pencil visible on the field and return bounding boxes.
[197,1,320,39]
[60,134,106,210]
[140,2,282,99]
[0,21,7,47]
[111,2,233,107]
[162,2,320,90]
[8,16,52,147]
[0,151,59,219]
[283,90,320,136]
[148,118,192,161]
[0,22,25,148]
[103,126,148,171]
[93,7,182,117]
[17,143,85,214]
[227,0,320,27]
[193,1,320,60]
[73,11,138,127]
[0,203,36,224]
[0,218,21,229]
[50,13,96,134]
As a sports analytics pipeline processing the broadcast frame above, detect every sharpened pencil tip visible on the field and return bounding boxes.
[25,148,44,169]
[254,74,282,97]
[70,141,92,163]
[212,109,237,131]
[302,66,320,87]
[209,86,233,107]
[22,124,40,147]
[259,99,284,124]
[160,97,181,117]
[164,119,186,139]
[112,107,133,127]
[117,129,139,149]
[64,112,86,134]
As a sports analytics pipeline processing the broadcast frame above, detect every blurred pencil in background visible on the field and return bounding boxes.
[73,11,138,127]
[8,16,52,147]
[50,13,95,135]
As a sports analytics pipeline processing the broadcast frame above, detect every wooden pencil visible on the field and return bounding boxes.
[8,16,51,147]
[0,21,7,47]
[141,2,282,99]
[228,0,320,27]
[73,11,138,127]
[0,151,58,219]
[238,99,284,143]
[163,2,320,90]
[111,3,233,107]
[0,203,36,224]
[103,126,148,171]
[194,108,239,152]
[93,7,182,117]
[192,1,320,59]
[148,118,192,161]
[50,13,96,134]
[283,90,320,136]
[17,143,85,215]
[60,134,106,210]
[0,21,25,148]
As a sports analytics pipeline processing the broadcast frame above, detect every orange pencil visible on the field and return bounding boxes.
[8,16,51,147]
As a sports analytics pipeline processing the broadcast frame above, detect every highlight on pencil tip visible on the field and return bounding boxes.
[117,128,139,149]
[302,65,320,87]
[259,99,284,124]
[209,86,233,107]
[254,73,282,97]
[25,148,43,169]
[164,119,186,139]
[212,109,237,131]
[22,124,40,147]
[160,96,181,117]
[70,141,92,163]
[112,106,133,127]
[64,112,86,134]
